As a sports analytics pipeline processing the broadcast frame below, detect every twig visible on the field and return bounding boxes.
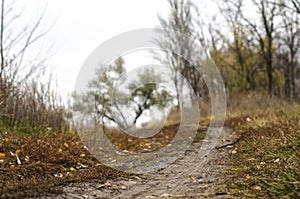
[215,136,242,149]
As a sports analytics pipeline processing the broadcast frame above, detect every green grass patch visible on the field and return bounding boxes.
[226,104,300,198]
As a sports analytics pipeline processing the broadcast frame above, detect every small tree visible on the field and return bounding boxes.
[73,58,174,129]
[128,68,174,125]
[154,0,203,108]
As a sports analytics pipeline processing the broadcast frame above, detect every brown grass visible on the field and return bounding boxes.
[225,104,300,198]
[0,133,130,198]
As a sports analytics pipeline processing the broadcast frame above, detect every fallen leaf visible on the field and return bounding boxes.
[253,185,262,191]
[104,181,111,186]
[133,176,141,180]
[121,185,127,190]
[199,184,209,188]
[0,152,5,159]
[231,148,237,154]
[145,196,156,198]
[117,143,122,147]
[54,173,63,178]
[244,174,250,179]
[97,184,106,189]
[69,167,76,171]
[63,143,69,148]
[189,175,197,182]
[25,156,29,162]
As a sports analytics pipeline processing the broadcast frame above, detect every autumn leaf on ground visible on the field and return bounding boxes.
[231,148,237,154]
[253,185,262,191]
[0,152,5,159]
[244,174,250,179]
[189,175,197,182]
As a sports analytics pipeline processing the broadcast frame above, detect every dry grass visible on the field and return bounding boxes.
[228,92,287,110]
[225,104,300,198]
[1,92,298,198]
[0,133,131,198]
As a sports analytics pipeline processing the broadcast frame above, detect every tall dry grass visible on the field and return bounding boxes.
[165,91,297,126]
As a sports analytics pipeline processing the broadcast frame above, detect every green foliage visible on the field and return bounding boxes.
[128,68,174,125]
[73,59,174,129]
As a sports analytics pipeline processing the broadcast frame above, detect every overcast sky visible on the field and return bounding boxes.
[20,0,219,97]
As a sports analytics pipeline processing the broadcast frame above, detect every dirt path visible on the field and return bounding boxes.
[43,128,239,199]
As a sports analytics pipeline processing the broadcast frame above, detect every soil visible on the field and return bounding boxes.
[46,128,239,199]
[0,125,240,199]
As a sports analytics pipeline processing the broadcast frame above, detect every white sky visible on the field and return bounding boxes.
[18,0,220,98]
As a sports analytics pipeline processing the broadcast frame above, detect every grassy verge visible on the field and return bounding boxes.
[225,104,300,198]
[0,123,206,198]
[0,133,131,198]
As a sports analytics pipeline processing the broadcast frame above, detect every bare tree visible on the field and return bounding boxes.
[213,0,262,91]
[266,0,299,14]
[276,0,300,99]
[154,0,203,108]
[240,0,279,95]
[290,0,300,13]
